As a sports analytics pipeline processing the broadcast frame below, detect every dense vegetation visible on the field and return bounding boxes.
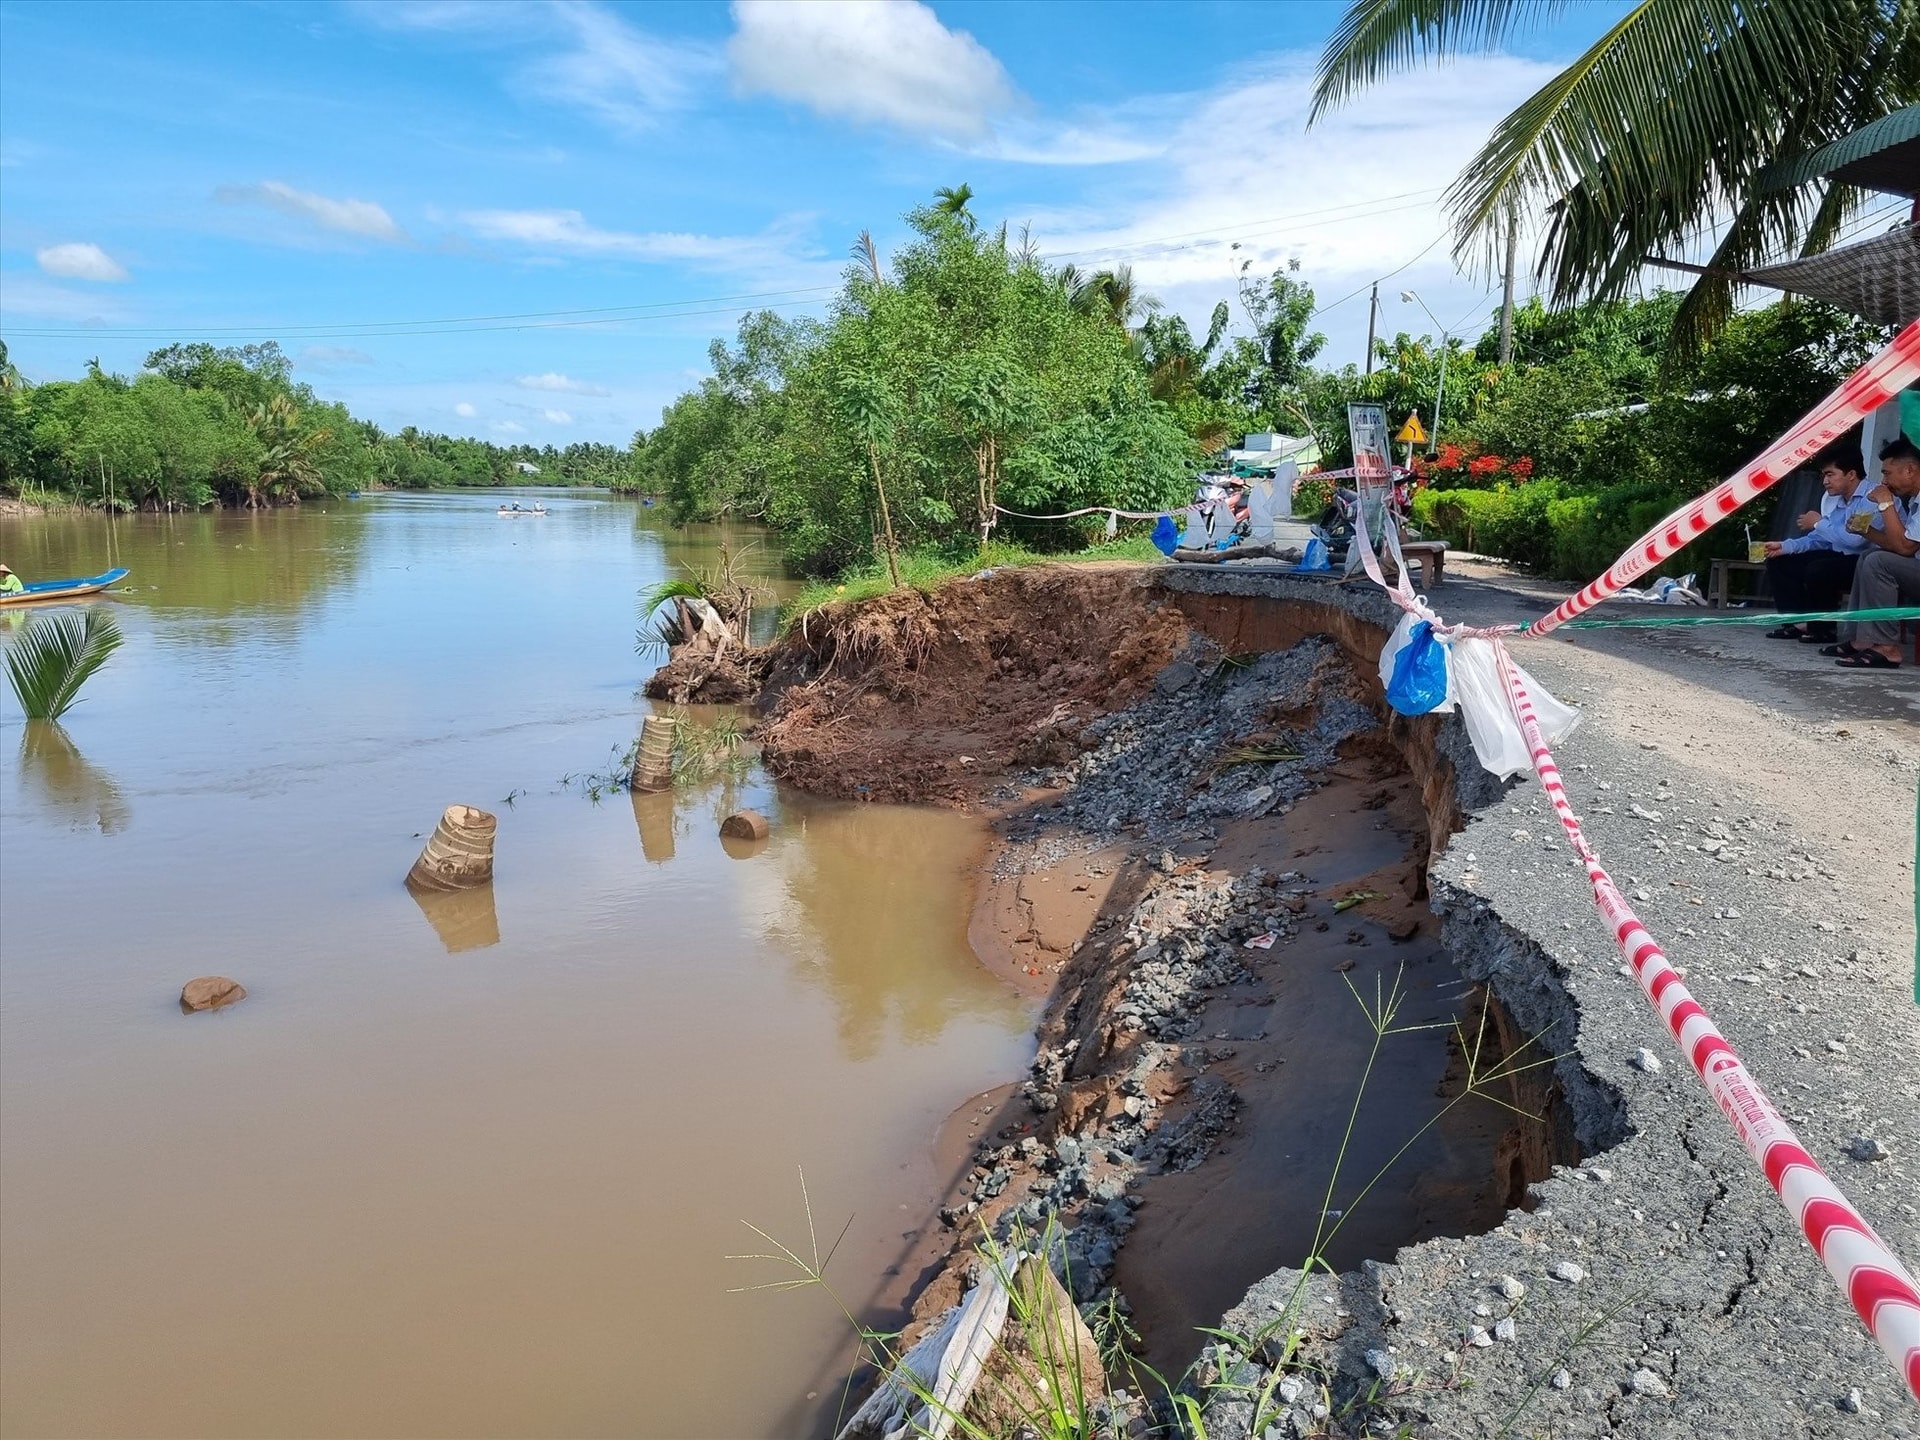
[0,341,628,510]
[1405,295,1888,577]
[632,196,1205,574]
[641,191,1890,581]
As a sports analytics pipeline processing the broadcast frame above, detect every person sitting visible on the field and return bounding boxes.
[0,564,23,596]
[1762,444,1874,643]
[1833,437,1920,670]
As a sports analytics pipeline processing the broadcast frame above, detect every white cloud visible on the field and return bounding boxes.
[355,0,718,132]
[492,420,527,434]
[1023,53,1565,359]
[462,206,835,287]
[525,1,719,131]
[543,408,574,424]
[298,344,375,368]
[729,0,1016,141]
[517,371,609,396]
[455,401,478,417]
[35,242,129,283]
[216,180,406,242]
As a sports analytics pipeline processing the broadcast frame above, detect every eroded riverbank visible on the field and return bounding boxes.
[724,565,1598,1435]
[736,561,1917,1438]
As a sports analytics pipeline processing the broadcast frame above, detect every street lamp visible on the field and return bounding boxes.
[1401,290,1447,455]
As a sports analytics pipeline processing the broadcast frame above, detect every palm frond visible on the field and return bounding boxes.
[640,576,711,616]
[5,607,124,720]
[1316,0,1911,351]
[1311,0,1570,121]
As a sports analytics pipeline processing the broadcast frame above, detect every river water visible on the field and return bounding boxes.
[0,491,1035,1438]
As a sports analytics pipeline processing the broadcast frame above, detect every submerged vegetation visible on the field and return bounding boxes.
[4,607,123,720]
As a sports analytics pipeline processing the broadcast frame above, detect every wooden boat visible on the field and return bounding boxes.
[0,567,130,607]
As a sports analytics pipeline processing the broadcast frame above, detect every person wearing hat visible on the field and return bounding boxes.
[0,564,23,596]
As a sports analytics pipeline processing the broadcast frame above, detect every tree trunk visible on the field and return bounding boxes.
[1498,209,1519,367]
[866,441,903,589]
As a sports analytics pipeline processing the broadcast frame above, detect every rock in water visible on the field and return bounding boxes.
[181,976,246,1012]
[720,810,769,840]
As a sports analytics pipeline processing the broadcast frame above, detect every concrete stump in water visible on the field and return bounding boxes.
[406,805,497,892]
[719,809,769,841]
[630,714,677,792]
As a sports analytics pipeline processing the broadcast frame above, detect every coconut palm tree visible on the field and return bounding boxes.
[1068,265,1163,334]
[1312,0,1920,351]
[246,395,329,507]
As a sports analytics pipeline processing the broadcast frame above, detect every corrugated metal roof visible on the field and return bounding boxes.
[1767,105,1920,195]
[1745,224,1920,325]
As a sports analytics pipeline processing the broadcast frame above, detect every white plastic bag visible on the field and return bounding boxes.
[1448,638,1581,780]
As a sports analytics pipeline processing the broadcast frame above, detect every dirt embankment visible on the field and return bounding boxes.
[729,566,1590,1437]
[752,565,1194,807]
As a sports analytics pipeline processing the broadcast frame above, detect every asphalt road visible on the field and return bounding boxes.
[1161,564,1919,1437]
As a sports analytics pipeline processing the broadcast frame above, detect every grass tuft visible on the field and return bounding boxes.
[782,534,1164,628]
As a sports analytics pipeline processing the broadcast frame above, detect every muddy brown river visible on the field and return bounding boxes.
[0,492,1035,1438]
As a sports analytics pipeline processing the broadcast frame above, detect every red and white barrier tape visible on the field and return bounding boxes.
[1333,326,1920,1396]
[1527,321,1920,637]
[1493,643,1920,1399]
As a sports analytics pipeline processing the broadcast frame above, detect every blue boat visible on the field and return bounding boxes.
[0,567,130,607]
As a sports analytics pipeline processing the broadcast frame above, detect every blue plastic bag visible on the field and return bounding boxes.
[1385,620,1451,716]
[1299,536,1330,571]
[1151,514,1180,556]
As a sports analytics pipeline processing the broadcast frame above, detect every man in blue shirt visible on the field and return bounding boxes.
[1762,443,1874,643]
[1834,436,1920,669]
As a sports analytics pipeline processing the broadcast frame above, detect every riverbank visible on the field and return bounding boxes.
[715,561,1918,1437]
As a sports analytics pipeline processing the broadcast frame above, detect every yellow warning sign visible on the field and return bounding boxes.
[1394,413,1428,445]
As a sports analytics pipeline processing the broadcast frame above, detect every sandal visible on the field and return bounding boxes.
[1765,625,1804,639]
[1818,643,1857,657]
[1835,651,1901,669]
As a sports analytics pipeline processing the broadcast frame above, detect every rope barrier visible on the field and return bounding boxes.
[1559,605,1920,631]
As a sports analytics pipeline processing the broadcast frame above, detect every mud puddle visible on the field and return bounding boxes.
[1113,770,1544,1375]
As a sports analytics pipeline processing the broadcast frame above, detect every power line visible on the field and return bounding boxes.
[1035,187,1446,264]
[0,285,841,342]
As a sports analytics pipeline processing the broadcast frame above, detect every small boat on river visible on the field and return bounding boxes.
[498,503,547,517]
[0,567,130,607]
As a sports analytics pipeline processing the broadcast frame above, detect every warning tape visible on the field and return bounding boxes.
[1494,644,1920,1399]
[1333,331,1920,1397]
[1527,322,1920,637]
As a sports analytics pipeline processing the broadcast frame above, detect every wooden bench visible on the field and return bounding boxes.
[1708,557,1767,608]
[1394,540,1447,590]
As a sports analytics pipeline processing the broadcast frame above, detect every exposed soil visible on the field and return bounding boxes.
[711,565,1595,1438]
[754,565,1191,807]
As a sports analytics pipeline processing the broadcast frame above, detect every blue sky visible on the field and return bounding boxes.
[0,0,1622,446]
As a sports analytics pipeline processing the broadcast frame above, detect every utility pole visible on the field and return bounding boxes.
[1364,282,1378,375]
[1497,210,1519,366]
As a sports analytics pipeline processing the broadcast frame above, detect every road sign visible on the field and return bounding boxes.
[1395,413,1428,445]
